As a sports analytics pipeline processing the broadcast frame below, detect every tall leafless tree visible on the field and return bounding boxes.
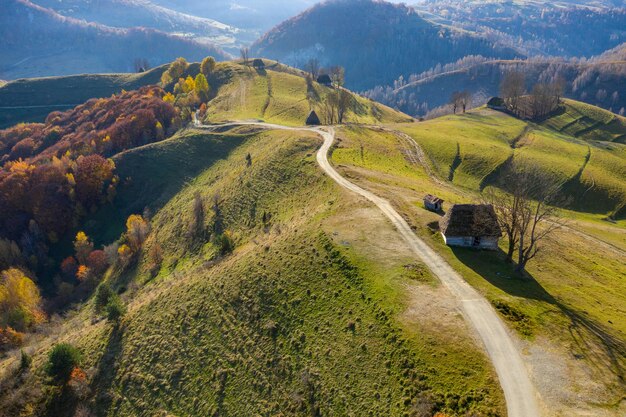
[240,47,250,65]
[500,71,526,114]
[304,58,321,79]
[329,66,345,87]
[450,90,471,114]
[485,165,566,274]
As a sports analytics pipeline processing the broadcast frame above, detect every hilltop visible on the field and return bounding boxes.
[251,0,522,90]
[202,60,412,126]
[396,100,626,217]
[0,0,229,80]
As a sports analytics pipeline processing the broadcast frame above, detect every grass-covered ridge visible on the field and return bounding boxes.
[397,104,626,218]
[203,61,412,126]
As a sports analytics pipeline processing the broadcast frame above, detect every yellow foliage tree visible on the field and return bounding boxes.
[0,268,44,331]
[163,92,175,104]
[183,76,195,94]
[125,215,150,252]
[194,73,210,101]
[74,231,93,264]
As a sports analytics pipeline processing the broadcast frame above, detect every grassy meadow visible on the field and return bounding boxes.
[331,115,626,415]
[204,61,412,127]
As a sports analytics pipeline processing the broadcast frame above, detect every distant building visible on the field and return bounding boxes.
[306,110,321,125]
[487,97,506,111]
[439,204,501,250]
[423,194,444,212]
[317,74,332,86]
[252,58,265,69]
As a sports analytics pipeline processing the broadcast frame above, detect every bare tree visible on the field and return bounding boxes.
[335,89,354,123]
[530,82,561,120]
[500,71,526,114]
[240,47,250,65]
[486,166,566,274]
[321,96,336,125]
[190,192,205,239]
[450,91,461,114]
[133,58,150,73]
[304,58,321,79]
[329,66,345,87]
[484,188,521,263]
[450,91,471,114]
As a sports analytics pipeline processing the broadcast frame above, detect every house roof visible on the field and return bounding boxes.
[252,58,265,66]
[306,110,321,125]
[317,74,332,84]
[487,97,505,106]
[440,204,501,237]
[424,194,443,204]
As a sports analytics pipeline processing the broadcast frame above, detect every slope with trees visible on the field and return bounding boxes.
[251,0,522,90]
[365,58,626,118]
[414,0,626,58]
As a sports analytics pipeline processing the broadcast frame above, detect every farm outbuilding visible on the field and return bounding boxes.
[423,194,444,212]
[487,97,506,111]
[439,204,501,250]
[252,58,265,69]
[306,110,321,125]
[317,74,332,86]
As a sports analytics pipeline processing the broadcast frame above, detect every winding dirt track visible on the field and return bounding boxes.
[196,120,541,417]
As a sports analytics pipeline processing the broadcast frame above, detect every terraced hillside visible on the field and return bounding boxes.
[397,102,626,218]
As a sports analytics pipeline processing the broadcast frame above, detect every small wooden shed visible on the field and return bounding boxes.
[316,74,332,87]
[306,110,321,126]
[423,194,444,212]
[487,97,506,111]
[252,58,265,69]
[439,204,501,250]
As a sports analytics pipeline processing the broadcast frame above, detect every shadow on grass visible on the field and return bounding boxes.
[91,323,125,416]
[451,246,626,385]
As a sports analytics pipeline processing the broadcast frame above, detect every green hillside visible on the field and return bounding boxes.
[0,65,167,128]
[1,61,625,417]
[0,125,503,417]
[331,122,626,414]
[203,61,412,126]
[398,104,626,218]
[541,99,626,143]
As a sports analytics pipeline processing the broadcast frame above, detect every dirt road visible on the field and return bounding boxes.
[196,120,542,417]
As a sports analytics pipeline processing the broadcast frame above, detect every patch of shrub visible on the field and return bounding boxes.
[46,343,82,383]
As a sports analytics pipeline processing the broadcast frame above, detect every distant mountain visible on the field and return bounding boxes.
[412,0,626,57]
[0,0,230,80]
[150,0,317,33]
[251,0,523,90]
[31,0,250,52]
[364,58,626,117]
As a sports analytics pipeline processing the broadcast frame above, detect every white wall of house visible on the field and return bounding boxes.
[441,234,499,250]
